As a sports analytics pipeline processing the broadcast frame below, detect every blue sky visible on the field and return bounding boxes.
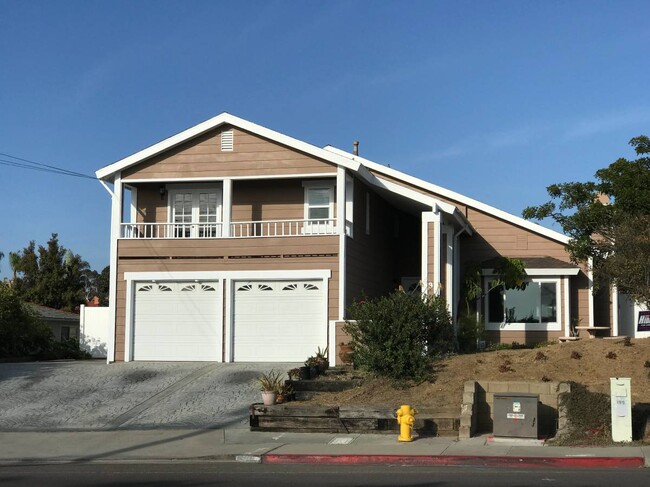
[1,0,649,278]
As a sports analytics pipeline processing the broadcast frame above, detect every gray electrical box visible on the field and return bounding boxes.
[493,393,539,438]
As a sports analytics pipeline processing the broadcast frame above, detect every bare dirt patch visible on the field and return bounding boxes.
[302,338,650,410]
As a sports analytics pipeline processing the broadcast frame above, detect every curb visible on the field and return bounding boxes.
[263,454,645,469]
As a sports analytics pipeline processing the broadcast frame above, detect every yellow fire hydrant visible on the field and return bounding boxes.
[396,404,417,442]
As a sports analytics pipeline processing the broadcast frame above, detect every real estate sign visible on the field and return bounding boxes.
[637,311,650,332]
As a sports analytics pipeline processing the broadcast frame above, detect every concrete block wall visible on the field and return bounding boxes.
[461,381,569,438]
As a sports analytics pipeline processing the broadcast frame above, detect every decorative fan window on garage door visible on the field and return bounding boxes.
[132,281,221,361]
[233,279,326,362]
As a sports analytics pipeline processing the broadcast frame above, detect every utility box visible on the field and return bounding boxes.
[493,393,539,438]
[610,378,632,442]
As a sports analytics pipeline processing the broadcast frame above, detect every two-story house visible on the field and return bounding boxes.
[96,113,608,364]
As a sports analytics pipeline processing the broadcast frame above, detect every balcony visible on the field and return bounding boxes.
[120,219,337,239]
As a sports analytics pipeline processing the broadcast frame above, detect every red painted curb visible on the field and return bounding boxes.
[262,454,644,469]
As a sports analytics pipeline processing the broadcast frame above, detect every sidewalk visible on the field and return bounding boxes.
[0,427,648,469]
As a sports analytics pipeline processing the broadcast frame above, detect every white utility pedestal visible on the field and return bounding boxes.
[610,378,632,442]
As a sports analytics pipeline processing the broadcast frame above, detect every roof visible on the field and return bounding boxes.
[96,112,568,244]
[323,145,569,245]
[28,304,79,323]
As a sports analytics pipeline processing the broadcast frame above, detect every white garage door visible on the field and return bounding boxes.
[133,281,221,361]
[233,280,326,362]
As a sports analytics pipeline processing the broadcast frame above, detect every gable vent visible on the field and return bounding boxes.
[221,129,234,151]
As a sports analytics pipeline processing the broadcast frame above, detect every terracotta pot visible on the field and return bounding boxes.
[261,391,277,406]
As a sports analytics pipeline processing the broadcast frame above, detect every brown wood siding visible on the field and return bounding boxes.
[345,177,420,308]
[368,169,592,337]
[483,330,563,345]
[114,236,339,361]
[122,126,336,180]
[233,179,314,222]
[118,235,338,258]
[134,183,167,223]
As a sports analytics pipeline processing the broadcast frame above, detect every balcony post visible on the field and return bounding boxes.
[222,178,232,237]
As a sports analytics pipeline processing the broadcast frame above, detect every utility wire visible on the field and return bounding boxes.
[0,152,98,180]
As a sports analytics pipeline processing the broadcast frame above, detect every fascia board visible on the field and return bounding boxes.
[96,113,362,180]
[323,145,569,245]
[481,268,580,276]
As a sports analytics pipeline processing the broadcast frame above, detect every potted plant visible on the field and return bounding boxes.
[288,368,300,381]
[257,370,282,406]
[305,355,320,378]
[277,382,294,403]
[315,346,329,373]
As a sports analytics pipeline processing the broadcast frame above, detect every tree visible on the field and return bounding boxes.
[523,135,650,306]
[11,234,90,311]
[96,265,110,306]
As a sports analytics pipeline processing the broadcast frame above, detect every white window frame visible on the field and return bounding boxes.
[168,186,223,238]
[484,277,561,331]
[302,181,335,234]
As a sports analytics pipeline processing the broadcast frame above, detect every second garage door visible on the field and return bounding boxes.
[233,280,326,362]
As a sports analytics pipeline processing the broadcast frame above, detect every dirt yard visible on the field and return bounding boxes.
[305,338,650,410]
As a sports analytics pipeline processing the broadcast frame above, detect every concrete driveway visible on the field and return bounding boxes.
[0,361,297,431]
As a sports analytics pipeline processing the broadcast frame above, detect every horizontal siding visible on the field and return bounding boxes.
[345,177,420,308]
[232,179,305,222]
[118,235,339,258]
[122,126,336,180]
[484,330,563,345]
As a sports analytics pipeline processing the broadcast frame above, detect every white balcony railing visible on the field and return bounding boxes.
[230,219,336,238]
[120,219,337,239]
[120,223,223,239]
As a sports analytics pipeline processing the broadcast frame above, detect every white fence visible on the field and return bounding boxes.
[79,305,110,358]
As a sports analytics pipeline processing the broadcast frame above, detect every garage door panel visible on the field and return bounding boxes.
[233,279,326,362]
[133,281,221,361]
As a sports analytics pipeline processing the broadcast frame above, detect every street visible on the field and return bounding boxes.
[0,463,648,487]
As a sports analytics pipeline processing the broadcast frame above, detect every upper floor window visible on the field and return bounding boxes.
[169,187,222,238]
[302,181,335,234]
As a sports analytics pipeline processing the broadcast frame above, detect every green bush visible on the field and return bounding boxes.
[557,382,612,445]
[0,282,52,358]
[456,312,485,353]
[1,281,91,361]
[344,291,454,383]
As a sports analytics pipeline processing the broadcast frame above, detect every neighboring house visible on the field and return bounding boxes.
[28,304,80,342]
[95,113,611,365]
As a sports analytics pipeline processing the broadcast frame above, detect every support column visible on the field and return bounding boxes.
[222,178,232,237]
[337,167,346,320]
[107,172,122,363]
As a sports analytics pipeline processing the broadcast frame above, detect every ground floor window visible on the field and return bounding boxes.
[486,278,560,331]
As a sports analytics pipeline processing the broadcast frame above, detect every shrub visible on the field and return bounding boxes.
[0,282,52,358]
[571,351,582,360]
[606,351,617,359]
[456,312,484,353]
[557,382,611,445]
[344,291,454,383]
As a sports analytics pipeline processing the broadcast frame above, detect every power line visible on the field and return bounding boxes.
[0,152,97,180]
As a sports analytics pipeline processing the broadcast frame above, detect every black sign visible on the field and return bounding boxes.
[637,311,650,332]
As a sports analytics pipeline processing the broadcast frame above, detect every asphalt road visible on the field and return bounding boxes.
[1,463,648,487]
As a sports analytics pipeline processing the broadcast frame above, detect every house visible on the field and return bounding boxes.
[96,113,610,364]
[28,304,80,342]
